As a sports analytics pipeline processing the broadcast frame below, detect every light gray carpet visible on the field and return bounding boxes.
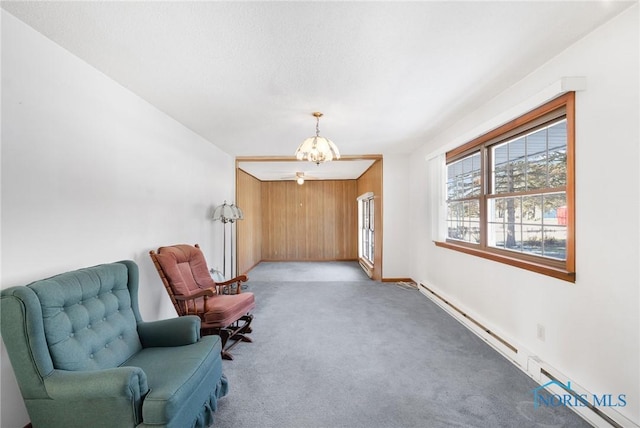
[213,262,590,428]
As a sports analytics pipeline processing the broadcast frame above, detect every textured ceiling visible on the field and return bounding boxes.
[2,1,634,179]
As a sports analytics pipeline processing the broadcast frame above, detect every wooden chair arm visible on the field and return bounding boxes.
[215,274,248,295]
[174,288,215,316]
[174,288,215,300]
[215,275,248,286]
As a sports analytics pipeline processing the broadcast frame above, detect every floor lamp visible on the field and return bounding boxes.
[212,201,243,279]
[229,203,244,278]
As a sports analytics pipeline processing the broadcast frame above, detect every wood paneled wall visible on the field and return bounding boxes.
[236,158,382,275]
[357,160,383,280]
[261,180,358,260]
[236,169,262,274]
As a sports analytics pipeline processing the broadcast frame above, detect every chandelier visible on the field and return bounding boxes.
[295,112,340,165]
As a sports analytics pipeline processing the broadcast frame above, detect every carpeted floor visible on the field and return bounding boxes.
[213,261,590,428]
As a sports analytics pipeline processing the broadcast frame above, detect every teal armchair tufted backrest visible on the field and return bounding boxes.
[27,261,144,371]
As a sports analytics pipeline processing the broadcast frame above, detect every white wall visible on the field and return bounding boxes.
[382,154,411,279]
[410,5,639,426]
[1,11,236,427]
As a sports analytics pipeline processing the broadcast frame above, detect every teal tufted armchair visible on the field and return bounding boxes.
[0,260,228,428]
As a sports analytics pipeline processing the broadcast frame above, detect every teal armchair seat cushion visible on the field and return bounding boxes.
[1,260,228,428]
[125,337,224,426]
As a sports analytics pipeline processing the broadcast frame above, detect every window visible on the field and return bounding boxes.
[446,152,481,244]
[437,93,575,282]
[358,193,375,266]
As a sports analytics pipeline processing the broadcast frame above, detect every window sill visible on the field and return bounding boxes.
[434,241,576,283]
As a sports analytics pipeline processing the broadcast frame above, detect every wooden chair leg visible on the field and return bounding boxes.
[230,314,254,341]
[218,329,234,360]
[204,314,254,360]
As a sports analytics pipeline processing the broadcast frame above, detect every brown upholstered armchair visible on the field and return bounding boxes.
[150,244,255,360]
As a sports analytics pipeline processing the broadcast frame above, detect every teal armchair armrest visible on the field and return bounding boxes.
[45,367,148,400]
[137,316,201,347]
[22,367,150,427]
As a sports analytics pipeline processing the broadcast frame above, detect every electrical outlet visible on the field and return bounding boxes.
[537,324,546,342]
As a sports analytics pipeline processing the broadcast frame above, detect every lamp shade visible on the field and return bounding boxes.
[212,201,235,222]
[295,136,340,165]
[295,112,340,165]
[230,204,244,220]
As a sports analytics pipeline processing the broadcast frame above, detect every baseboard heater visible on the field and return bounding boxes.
[419,282,638,428]
[358,259,373,278]
[418,282,517,354]
[538,368,624,428]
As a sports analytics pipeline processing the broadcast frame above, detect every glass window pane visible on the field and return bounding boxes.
[447,201,463,240]
[489,197,505,222]
[503,201,521,250]
[446,199,480,244]
[492,143,509,194]
[462,156,473,174]
[492,139,525,194]
[467,221,480,244]
[522,195,543,225]
[462,173,472,197]
[548,120,567,150]
[466,199,480,220]
[523,226,543,256]
[542,225,566,260]
[526,129,547,190]
[488,196,521,249]
[447,201,461,221]
[447,178,457,200]
[543,193,567,223]
[488,221,505,249]
[508,137,526,192]
[509,224,523,252]
[359,196,375,264]
[493,144,508,168]
[548,147,567,187]
[491,118,567,194]
[493,165,508,194]
[447,152,481,201]
[472,171,482,196]
[448,161,462,179]
[526,159,547,190]
[548,121,567,188]
[526,129,547,161]
[487,192,566,261]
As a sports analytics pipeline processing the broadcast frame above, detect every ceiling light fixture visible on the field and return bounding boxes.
[295,112,340,165]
